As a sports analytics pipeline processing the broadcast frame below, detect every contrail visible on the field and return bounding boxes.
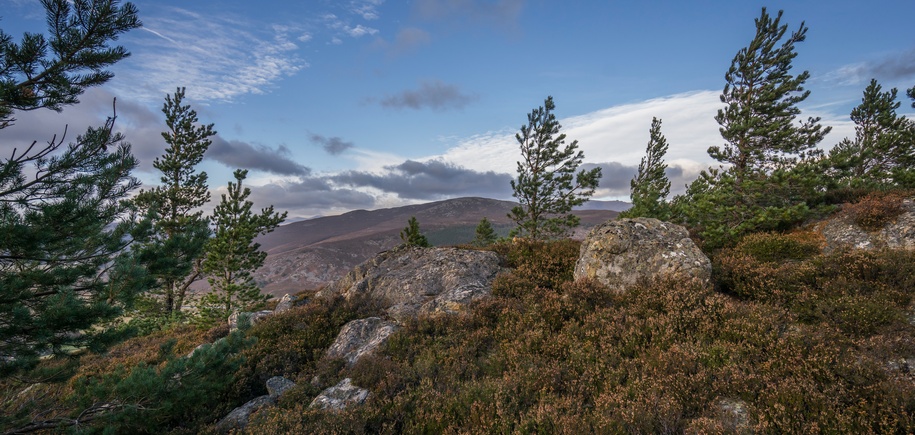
[141,27,179,45]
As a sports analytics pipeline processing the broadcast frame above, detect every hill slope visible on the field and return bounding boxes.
[253,197,621,296]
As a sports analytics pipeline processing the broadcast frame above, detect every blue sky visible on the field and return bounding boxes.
[2,0,914,218]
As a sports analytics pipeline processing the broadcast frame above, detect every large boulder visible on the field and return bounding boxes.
[574,218,711,292]
[817,197,915,253]
[326,317,398,366]
[320,246,504,321]
[310,378,370,412]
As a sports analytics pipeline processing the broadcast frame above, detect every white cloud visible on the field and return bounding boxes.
[345,24,379,38]
[351,0,385,20]
[434,91,724,178]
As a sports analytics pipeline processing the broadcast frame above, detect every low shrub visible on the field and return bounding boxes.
[844,190,907,231]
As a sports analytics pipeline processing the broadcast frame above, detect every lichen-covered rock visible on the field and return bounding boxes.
[818,198,915,253]
[215,376,296,432]
[273,293,294,314]
[326,317,398,366]
[215,395,274,433]
[715,398,753,434]
[266,376,295,398]
[320,246,503,321]
[574,218,711,292]
[309,378,370,412]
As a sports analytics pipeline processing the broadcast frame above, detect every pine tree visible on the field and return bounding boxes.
[0,0,140,129]
[0,0,141,377]
[509,96,602,240]
[132,88,215,317]
[827,79,913,189]
[620,117,671,220]
[197,170,286,326]
[400,216,430,247]
[710,8,829,181]
[676,8,829,250]
[473,217,498,247]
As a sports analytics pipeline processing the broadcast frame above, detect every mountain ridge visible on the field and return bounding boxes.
[253,197,625,295]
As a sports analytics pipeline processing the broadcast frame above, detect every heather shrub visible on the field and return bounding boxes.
[228,293,383,404]
[495,238,581,289]
[844,190,907,231]
[244,237,915,434]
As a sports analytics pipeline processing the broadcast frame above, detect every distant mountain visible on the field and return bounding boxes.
[253,197,619,296]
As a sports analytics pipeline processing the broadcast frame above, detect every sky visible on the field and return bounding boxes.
[2,0,914,219]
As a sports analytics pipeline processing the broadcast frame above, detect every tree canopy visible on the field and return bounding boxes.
[0,0,141,377]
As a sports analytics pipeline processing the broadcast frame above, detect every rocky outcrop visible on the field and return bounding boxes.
[273,293,295,314]
[320,246,504,322]
[215,376,296,433]
[326,317,399,367]
[574,218,711,292]
[310,378,370,412]
[226,293,296,332]
[818,198,915,253]
[266,376,295,397]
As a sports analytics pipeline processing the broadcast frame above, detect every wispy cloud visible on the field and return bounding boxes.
[372,27,431,57]
[110,7,307,102]
[324,13,379,40]
[350,0,385,20]
[377,80,477,110]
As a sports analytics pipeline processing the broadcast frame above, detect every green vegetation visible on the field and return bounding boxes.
[0,0,141,129]
[508,96,602,240]
[400,216,430,247]
[131,87,216,318]
[620,117,671,220]
[0,0,141,376]
[826,79,914,190]
[674,8,831,251]
[197,170,286,327]
[472,217,498,247]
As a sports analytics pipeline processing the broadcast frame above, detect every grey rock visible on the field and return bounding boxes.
[820,198,915,253]
[273,293,294,314]
[327,317,398,367]
[266,376,296,398]
[320,246,503,321]
[715,398,753,434]
[215,395,275,433]
[309,378,370,412]
[574,218,711,292]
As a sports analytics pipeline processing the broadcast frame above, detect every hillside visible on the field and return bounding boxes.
[252,197,622,296]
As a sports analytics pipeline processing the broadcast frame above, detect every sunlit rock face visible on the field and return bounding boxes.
[574,218,711,292]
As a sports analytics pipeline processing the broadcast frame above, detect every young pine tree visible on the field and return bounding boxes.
[677,8,829,250]
[827,79,913,189]
[473,217,498,247]
[620,117,671,220]
[197,170,286,326]
[132,88,216,317]
[400,216,430,248]
[509,96,602,240]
